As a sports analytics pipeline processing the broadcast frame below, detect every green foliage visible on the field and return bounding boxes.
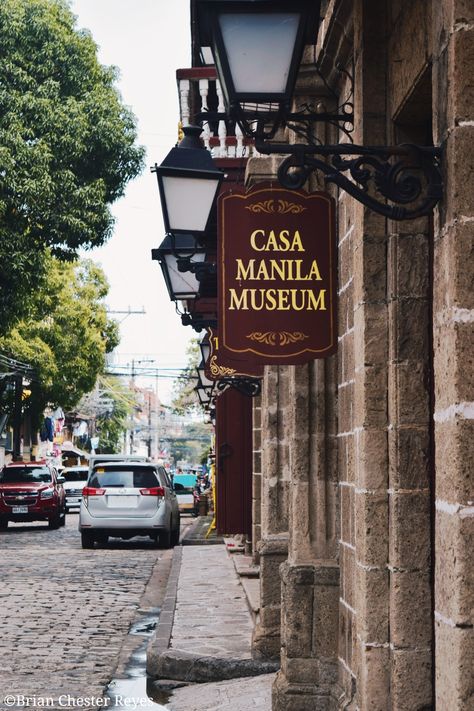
[0,0,145,329]
[0,255,119,423]
[95,376,134,454]
[163,419,212,464]
[171,339,201,414]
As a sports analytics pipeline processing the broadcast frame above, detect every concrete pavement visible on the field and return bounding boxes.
[147,542,276,710]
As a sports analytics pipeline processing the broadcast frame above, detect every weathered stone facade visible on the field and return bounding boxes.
[247,1,474,709]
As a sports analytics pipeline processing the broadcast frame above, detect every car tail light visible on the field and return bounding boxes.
[82,487,106,496]
[139,486,165,497]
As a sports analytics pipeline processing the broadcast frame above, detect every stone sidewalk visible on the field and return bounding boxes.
[147,543,276,710]
[166,673,274,711]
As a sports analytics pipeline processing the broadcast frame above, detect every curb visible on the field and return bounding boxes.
[146,546,182,675]
[146,544,279,683]
[180,515,224,545]
[149,648,279,683]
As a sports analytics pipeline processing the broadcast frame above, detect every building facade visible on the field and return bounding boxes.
[247,1,473,709]
[179,0,473,708]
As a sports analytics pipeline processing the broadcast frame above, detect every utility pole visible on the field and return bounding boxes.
[130,359,135,454]
[147,392,152,459]
[12,374,23,461]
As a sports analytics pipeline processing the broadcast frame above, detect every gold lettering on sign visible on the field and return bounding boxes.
[228,289,327,311]
[250,230,305,252]
[226,220,328,317]
[235,258,322,282]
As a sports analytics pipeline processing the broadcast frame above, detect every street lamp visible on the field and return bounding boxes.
[151,125,223,237]
[196,0,320,124]
[194,0,442,220]
[199,334,211,365]
[196,385,213,407]
[151,234,206,301]
[197,358,214,388]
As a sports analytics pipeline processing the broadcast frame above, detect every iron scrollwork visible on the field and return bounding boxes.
[256,141,442,221]
[216,376,261,398]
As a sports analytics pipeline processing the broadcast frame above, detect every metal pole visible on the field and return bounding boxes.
[12,374,23,461]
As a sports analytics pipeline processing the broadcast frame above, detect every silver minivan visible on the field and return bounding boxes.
[78,461,180,549]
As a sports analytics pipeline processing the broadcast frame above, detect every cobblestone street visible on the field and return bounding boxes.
[0,514,176,709]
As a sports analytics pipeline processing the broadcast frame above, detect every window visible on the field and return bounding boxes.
[63,469,88,482]
[89,467,159,489]
[0,466,52,483]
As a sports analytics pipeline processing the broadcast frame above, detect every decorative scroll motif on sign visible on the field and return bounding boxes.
[209,355,236,377]
[245,200,306,215]
[247,331,309,347]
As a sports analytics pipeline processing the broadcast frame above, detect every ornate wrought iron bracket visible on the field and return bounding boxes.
[216,376,261,397]
[177,257,216,282]
[255,140,443,220]
[195,105,354,141]
[181,313,217,332]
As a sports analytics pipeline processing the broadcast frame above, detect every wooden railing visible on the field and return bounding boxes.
[176,67,257,159]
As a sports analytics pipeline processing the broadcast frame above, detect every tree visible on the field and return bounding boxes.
[171,339,201,414]
[95,376,134,454]
[0,255,119,426]
[0,0,144,329]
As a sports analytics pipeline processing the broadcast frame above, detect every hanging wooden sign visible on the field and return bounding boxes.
[205,327,264,380]
[218,184,337,364]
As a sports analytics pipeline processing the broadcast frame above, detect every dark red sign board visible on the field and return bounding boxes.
[205,328,264,380]
[218,184,337,364]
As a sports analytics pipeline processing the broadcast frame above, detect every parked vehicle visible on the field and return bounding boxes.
[79,461,180,549]
[87,454,148,478]
[173,473,197,514]
[62,466,89,511]
[0,461,66,529]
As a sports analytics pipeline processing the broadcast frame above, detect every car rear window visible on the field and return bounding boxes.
[0,466,52,483]
[173,483,194,494]
[89,466,159,489]
[63,469,88,482]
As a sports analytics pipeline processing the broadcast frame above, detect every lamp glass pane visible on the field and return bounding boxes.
[162,175,220,232]
[219,13,300,94]
[201,341,211,362]
[198,367,214,388]
[164,253,205,298]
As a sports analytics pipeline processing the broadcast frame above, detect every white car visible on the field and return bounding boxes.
[62,466,89,511]
[78,461,180,549]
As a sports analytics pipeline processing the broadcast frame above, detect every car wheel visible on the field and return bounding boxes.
[59,509,66,527]
[0,517,8,530]
[96,534,109,547]
[171,516,180,546]
[49,513,61,529]
[81,531,95,549]
[159,524,172,549]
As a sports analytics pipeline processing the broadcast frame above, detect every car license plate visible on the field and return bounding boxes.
[108,496,137,508]
[12,506,28,514]
[69,497,81,503]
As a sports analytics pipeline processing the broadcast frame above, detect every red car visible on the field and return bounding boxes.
[0,461,67,529]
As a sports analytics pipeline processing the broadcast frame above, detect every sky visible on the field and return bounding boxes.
[69,0,193,405]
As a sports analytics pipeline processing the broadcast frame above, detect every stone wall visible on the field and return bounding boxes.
[432,1,474,707]
[246,0,473,709]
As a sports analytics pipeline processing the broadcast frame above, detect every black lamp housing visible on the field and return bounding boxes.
[199,334,211,364]
[197,358,214,388]
[196,0,321,119]
[151,234,206,301]
[152,125,223,237]
[196,385,213,407]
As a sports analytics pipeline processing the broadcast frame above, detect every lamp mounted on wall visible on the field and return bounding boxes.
[151,125,224,237]
[194,0,443,220]
[151,234,205,301]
